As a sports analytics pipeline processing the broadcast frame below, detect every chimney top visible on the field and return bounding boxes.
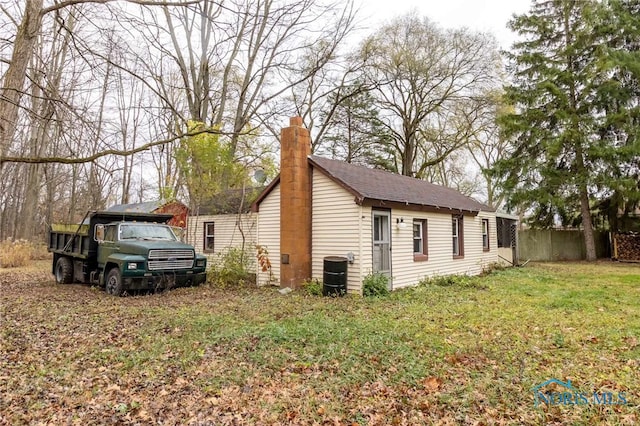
[289,116,303,127]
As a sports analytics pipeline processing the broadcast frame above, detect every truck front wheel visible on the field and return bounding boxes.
[55,257,73,284]
[105,268,123,296]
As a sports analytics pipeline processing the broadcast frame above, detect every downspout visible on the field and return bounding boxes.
[255,205,260,284]
[358,203,363,295]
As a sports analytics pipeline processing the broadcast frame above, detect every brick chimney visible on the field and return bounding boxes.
[279,117,312,288]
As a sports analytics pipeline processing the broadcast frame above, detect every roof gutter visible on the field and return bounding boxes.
[361,198,481,216]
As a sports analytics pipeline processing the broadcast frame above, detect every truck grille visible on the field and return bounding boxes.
[148,259,194,270]
[148,249,194,271]
[149,249,194,259]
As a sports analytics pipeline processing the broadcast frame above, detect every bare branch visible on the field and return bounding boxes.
[0,128,242,165]
[41,0,202,16]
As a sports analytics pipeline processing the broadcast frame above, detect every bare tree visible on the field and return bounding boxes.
[0,0,205,240]
[0,0,43,161]
[0,0,197,163]
[0,0,362,241]
[131,0,358,197]
[358,14,501,178]
[266,1,360,148]
[113,57,150,204]
[142,0,355,142]
[4,4,79,239]
[466,91,512,209]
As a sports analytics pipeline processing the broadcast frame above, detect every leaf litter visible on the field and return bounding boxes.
[1,261,639,425]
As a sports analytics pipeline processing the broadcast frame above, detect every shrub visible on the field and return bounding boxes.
[419,275,465,287]
[418,274,487,289]
[362,272,390,297]
[0,239,49,268]
[481,262,506,275]
[301,278,323,296]
[207,247,255,287]
[31,243,50,260]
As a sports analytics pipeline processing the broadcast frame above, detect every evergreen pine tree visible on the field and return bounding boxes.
[495,0,622,260]
[318,88,394,169]
[590,0,640,232]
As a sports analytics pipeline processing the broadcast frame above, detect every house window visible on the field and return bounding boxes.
[482,219,490,251]
[413,219,428,261]
[452,215,464,258]
[204,222,215,252]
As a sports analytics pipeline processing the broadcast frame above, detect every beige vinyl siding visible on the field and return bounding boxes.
[187,213,257,268]
[388,210,499,289]
[311,170,365,293]
[256,185,281,286]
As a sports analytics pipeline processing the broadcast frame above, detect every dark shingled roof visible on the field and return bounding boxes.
[253,156,494,214]
[308,155,493,213]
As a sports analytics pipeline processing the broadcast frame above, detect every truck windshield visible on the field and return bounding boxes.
[119,224,177,241]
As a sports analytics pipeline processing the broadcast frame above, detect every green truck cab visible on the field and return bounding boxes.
[48,211,207,296]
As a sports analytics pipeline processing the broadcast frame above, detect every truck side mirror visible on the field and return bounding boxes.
[95,224,105,242]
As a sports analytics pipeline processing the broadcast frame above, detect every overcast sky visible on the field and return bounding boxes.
[356,0,533,49]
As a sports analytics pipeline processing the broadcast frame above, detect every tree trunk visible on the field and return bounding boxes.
[400,134,416,177]
[0,0,44,160]
[579,186,597,261]
[562,6,596,262]
[575,140,597,261]
[18,164,43,239]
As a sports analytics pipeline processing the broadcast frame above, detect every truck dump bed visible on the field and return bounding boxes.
[48,211,174,259]
[48,231,92,258]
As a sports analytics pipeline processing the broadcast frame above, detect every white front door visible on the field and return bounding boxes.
[372,210,391,277]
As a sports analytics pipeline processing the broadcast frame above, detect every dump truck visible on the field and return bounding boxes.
[48,211,207,296]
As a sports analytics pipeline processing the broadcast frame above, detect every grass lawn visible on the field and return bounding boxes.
[1,261,639,425]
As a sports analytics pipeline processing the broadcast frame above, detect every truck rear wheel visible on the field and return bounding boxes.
[55,257,73,284]
[105,268,123,296]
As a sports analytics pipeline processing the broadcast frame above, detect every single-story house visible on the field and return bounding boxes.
[106,199,189,229]
[187,188,261,267]
[251,117,500,293]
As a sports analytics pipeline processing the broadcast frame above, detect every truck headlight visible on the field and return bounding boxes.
[127,262,138,270]
[195,259,206,268]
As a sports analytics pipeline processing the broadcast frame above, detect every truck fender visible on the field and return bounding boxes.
[102,253,146,284]
[105,253,146,269]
